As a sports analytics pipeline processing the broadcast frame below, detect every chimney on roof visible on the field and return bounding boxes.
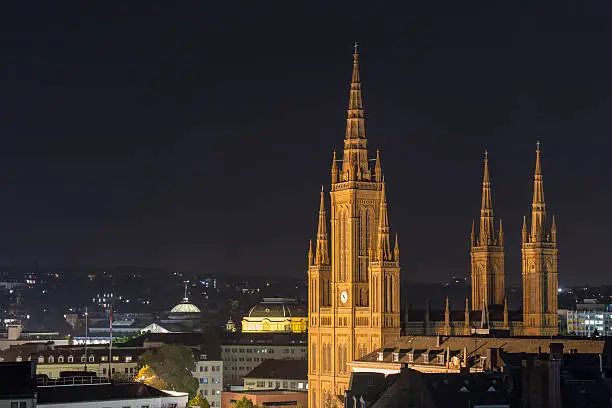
[485,348,498,371]
[549,343,563,360]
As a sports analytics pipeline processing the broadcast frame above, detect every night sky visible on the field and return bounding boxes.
[1,3,611,285]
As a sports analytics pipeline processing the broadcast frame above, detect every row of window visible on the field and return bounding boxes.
[223,348,306,354]
[248,380,307,390]
[28,355,133,364]
[197,365,221,372]
[198,377,221,384]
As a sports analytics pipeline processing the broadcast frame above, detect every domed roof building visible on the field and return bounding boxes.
[242,298,307,333]
[170,301,201,314]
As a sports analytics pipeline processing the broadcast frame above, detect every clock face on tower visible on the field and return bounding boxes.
[340,290,348,304]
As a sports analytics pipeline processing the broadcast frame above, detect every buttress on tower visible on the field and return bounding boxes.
[307,46,400,407]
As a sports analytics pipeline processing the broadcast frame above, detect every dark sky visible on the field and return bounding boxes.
[1,2,611,285]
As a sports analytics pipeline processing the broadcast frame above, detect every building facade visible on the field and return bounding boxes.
[307,46,401,408]
[241,298,307,334]
[194,360,223,407]
[243,359,308,392]
[222,334,307,387]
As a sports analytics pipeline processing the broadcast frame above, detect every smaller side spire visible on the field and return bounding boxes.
[503,297,509,328]
[498,218,504,247]
[314,187,329,265]
[551,215,557,243]
[444,297,450,326]
[522,216,528,243]
[394,233,400,263]
[308,240,313,266]
[331,151,338,184]
[376,182,392,261]
[464,297,470,332]
[470,220,476,247]
[374,149,382,182]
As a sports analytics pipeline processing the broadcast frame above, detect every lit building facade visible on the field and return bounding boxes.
[306,45,562,404]
[222,334,307,387]
[241,298,307,334]
[560,300,612,337]
[307,45,401,408]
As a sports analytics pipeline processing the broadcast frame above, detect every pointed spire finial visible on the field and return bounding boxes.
[354,41,359,55]
[308,240,313,266]
[531,142,546,240]
[394,233,400,262]
[314,189,329,265]
[374,149,382,182]
[498,218,504,246]
[376,181,391,261]
[479,150,494,245]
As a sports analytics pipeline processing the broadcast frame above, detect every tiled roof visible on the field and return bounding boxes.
[244,359,308,380]
[37,382,173,404]
[356,335,606,367]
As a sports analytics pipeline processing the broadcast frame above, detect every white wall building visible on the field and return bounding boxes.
[193,358,223,407]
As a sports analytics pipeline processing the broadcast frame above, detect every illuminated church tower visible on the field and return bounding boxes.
[307,45,400,408]
[522,143,558,336]
[470,151,505,310]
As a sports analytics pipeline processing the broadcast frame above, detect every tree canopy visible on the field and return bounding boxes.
[231,396,257,408]
[138,344,199,398]
[135,364,168,390]
[189,391,210,408]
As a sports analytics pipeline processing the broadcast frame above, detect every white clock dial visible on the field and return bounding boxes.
[340,290,348,304]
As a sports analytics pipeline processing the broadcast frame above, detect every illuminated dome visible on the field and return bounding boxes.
[170,300,201,313]
[247,298,306,318]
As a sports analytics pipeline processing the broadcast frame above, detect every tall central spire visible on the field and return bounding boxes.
[530,142,546,241]
[341,43,370,180]
[346,41,364,139]
[479,150,495,245]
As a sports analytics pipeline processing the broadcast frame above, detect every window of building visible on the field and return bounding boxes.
[437,355,445,365]
[81,355,86,362]
[203,378,208,384]
[89,355,94,362]
[67,355,74,363]
[101,356,108,362]
[48,356,54,363]
[38,356,44,363]
[201,354,208,360]
[392,352,399,362]
[205,366,209,372]
[125,356,132,362]
[125,368,129,374]
[423,354,429,364]
[58,356,64,363]
[211,402,215,407]
[113,356,119,361]
[214,377,220,384]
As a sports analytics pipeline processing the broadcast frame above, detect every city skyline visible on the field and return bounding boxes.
[1,3,611,285]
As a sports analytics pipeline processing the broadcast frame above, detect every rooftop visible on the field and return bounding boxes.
[37,381,186,404]
[244,359,308,380]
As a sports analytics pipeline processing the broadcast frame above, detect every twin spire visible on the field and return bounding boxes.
[525,142,556,243]
[472,142,556,246]
[472,150,503,248]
